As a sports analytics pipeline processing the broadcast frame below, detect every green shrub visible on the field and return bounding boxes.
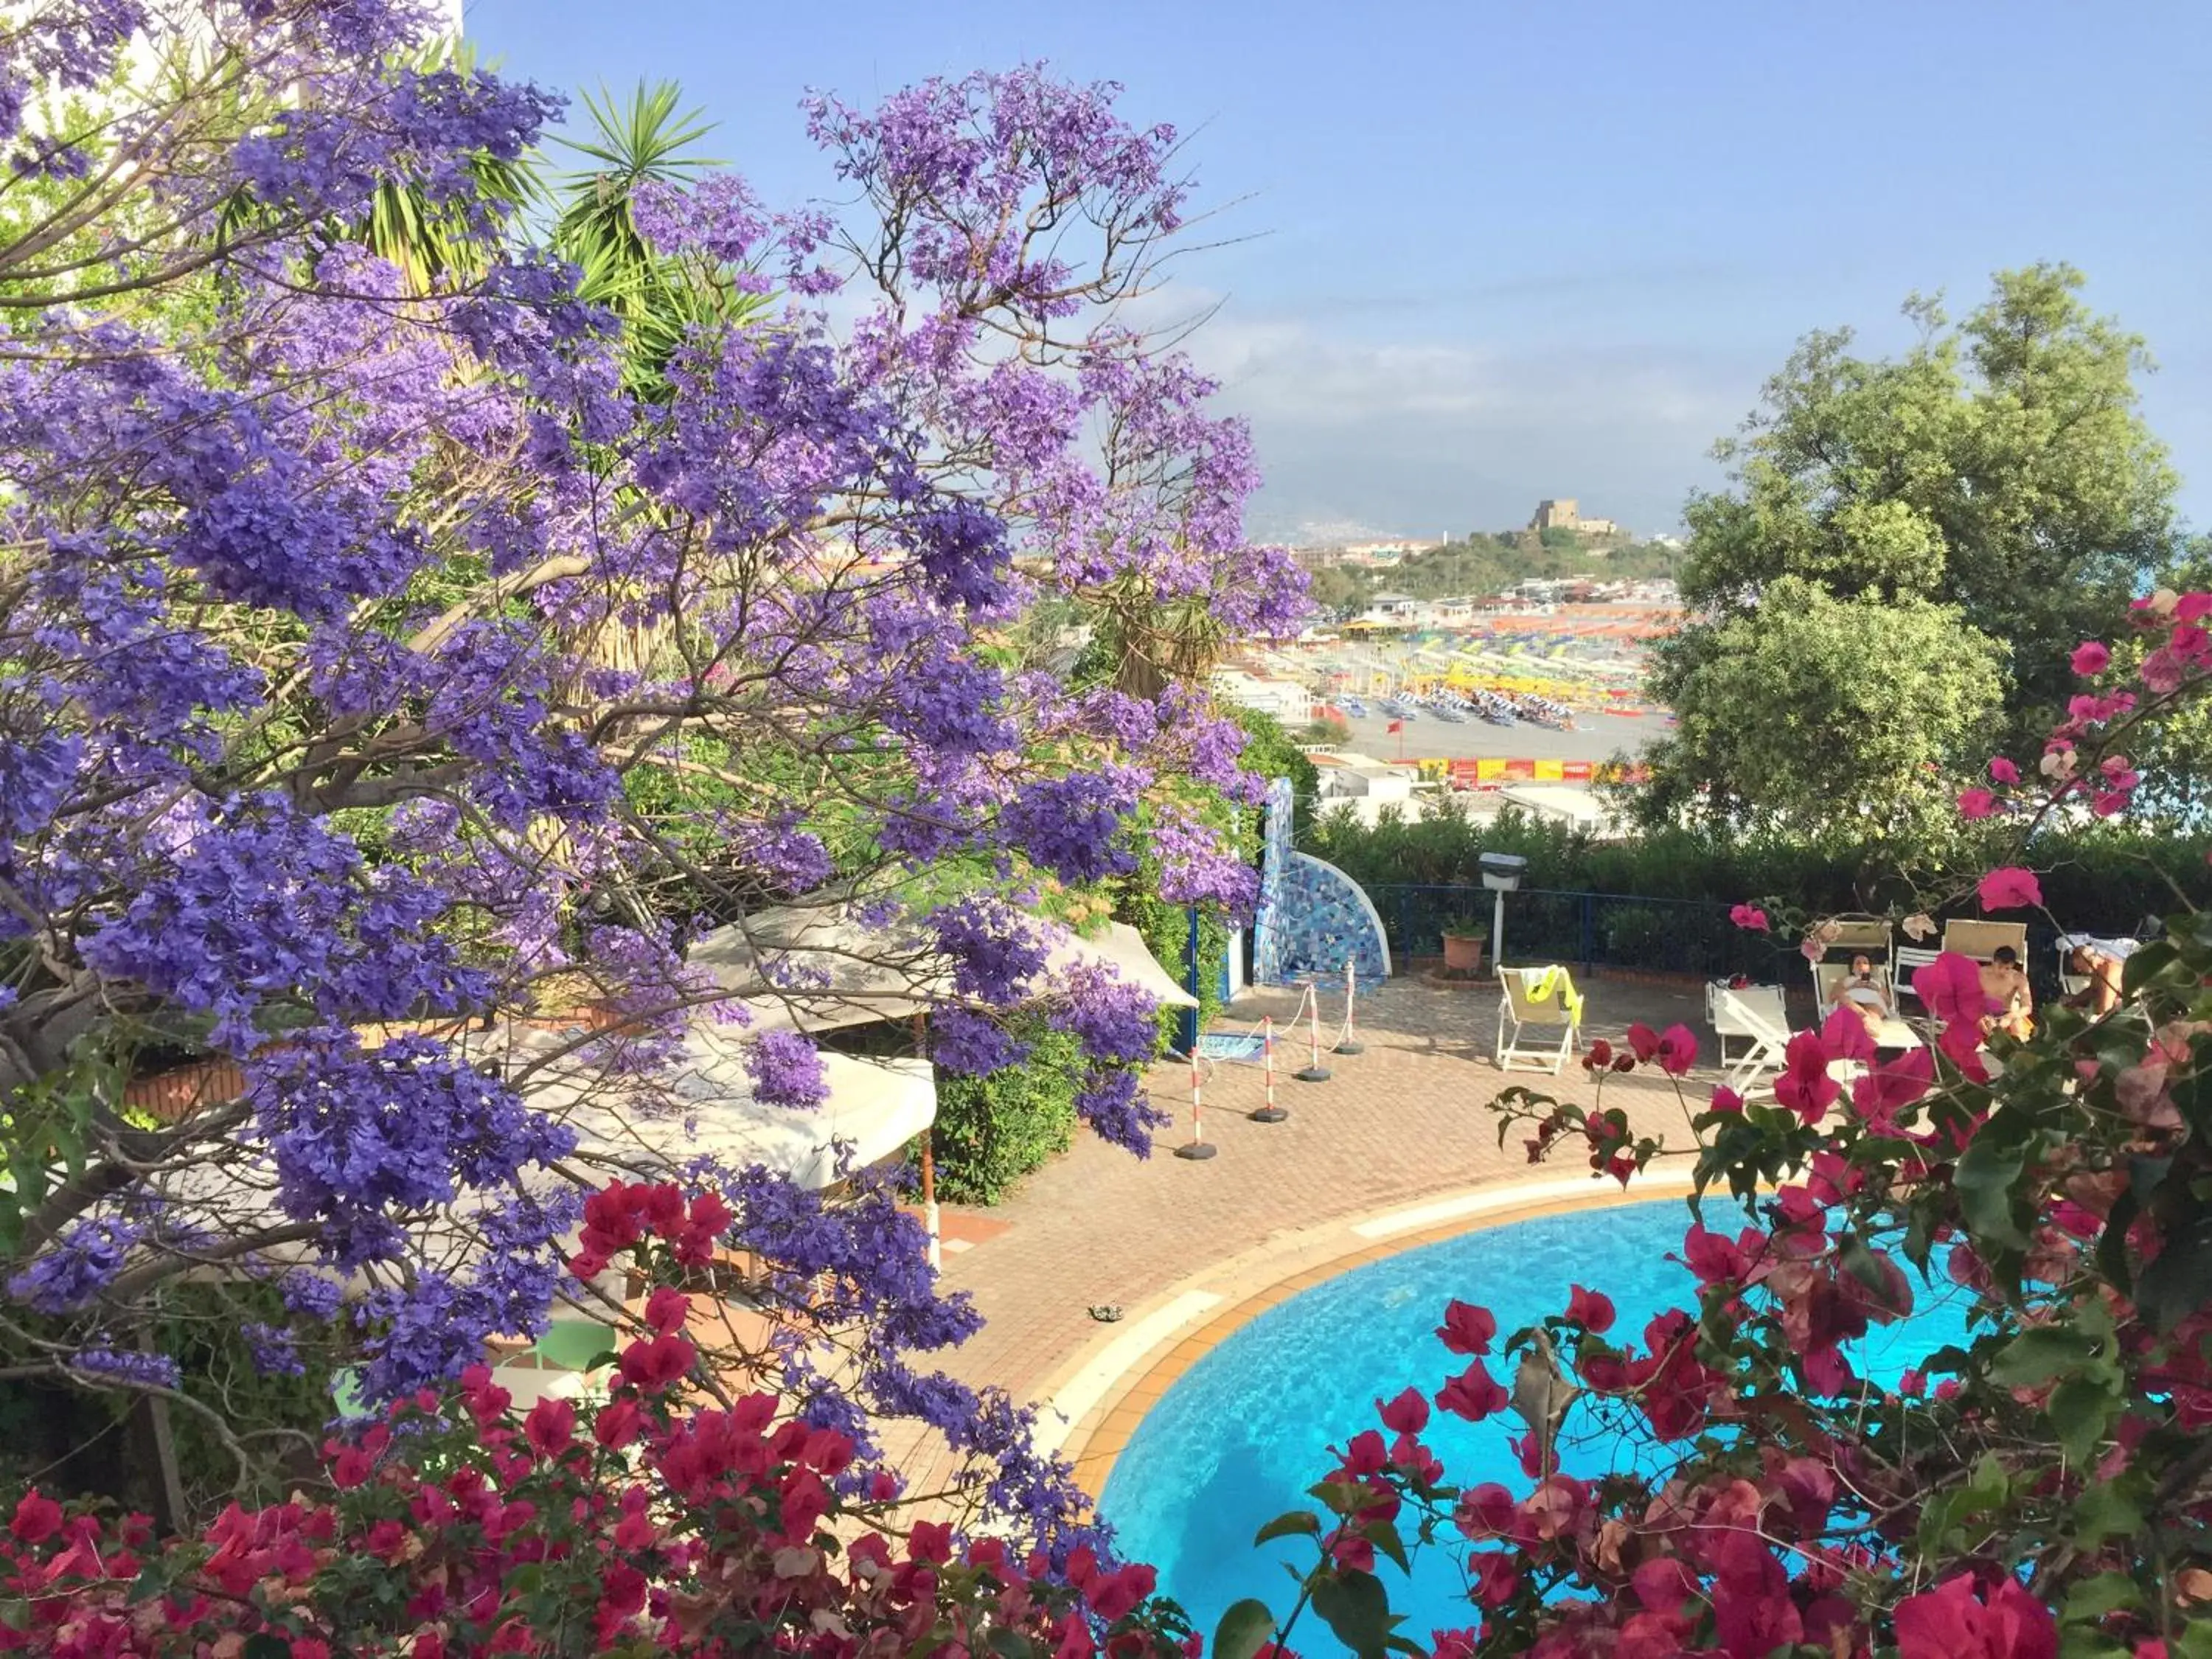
[1306,802,2209,938]
[928,1023,1085,1204]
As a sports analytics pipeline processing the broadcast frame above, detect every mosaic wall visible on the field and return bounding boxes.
[1252,778,1391,986]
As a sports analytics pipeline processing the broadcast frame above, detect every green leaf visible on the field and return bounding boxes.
[1310,1570,1397,1659]
[1954,1133,2030,1250]
[2134,1216,2212,1331]
[2072,1476,2144,1544]
[1211,1599,1277,1659]
[984,1630,1037,1659]
[2047,1377,2117,1466]
[1988,1326,2102,1388]
[1362,1519,1411,1576]
[2060,1573,2146,1624]
[2173,1619,2212,1659]
[1253,1510,1321,1547]
[243,1638,293,1659]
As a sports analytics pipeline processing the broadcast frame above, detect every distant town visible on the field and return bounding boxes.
[1286,498,1686,623]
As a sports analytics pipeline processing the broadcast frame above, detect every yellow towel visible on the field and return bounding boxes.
[1523,965,1584,1020]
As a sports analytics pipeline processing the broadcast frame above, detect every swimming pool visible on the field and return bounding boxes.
[1099,1197,1974,1639]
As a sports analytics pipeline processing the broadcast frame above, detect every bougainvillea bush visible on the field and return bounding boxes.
[1188,591,2212,1658]
[0,0,1298,1536]
[1,1181,1196,1656]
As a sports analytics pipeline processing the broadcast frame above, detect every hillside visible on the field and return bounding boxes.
[1304,530,1683,614]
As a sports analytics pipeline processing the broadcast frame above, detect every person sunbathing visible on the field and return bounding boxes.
[1838,953,1893,1040]
[1978,947,2034,1040]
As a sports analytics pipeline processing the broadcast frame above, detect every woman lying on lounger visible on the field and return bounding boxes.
[1839,954,1893,1040]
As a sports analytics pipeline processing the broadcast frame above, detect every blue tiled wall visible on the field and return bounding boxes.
[1252,778,1391,986]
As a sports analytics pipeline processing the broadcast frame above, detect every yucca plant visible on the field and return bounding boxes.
[548,80,774,398]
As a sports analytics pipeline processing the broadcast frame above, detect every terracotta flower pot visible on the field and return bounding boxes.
[1441,933,1486,975]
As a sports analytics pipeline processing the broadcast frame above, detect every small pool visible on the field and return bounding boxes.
[1099,1197,1974,1639]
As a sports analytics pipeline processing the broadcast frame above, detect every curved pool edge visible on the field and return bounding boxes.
[1045,1165,1697,1498]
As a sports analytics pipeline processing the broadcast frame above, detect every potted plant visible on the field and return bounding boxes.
[1440,924,1487,975]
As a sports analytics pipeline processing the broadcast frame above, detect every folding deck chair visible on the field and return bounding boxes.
[1711,984,1790,1095]
[1495,966,1583,1075]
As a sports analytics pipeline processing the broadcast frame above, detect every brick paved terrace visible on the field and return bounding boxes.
[905,970,1742,1500]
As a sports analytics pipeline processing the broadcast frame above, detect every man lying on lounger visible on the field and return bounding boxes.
[1978,947,2034,1040]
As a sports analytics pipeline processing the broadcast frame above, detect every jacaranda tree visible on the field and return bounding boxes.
[0,0,1301,1553]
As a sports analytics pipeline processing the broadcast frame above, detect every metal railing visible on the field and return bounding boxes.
[1370,884,2072,993]
[1370,885,1780,981]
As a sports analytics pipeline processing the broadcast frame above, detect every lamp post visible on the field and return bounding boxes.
[1479,852,1526,975]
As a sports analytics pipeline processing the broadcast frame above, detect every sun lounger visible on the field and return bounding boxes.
[1496,965,1583,1074]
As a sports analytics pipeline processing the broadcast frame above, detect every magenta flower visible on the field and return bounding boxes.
[1708,1084,1745,1115]
[2070,641,2111,676]
[1376,1385,1429,1436]
[1626,1021,1661,1063]
[1775,1030,1839,1125]
[1893,1573,2057,1659]
[1728,902,1770,932]
[1436,1359,1510,1422]
[1914,953,2000,1029]
[1957,787,1998,820]
[1819,1006,1875,1065]
[1976,866,2043,911]
[1436,1299,1497,1355]
[2179,591,2212,623]
[1988,757,2020,785]
[1565,1284,1616,1333]
[1656,1023,1698,1077]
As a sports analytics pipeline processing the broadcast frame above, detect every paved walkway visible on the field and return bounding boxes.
[917,974,1724,1494]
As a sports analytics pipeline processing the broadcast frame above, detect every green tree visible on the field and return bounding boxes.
[1644,576,2004,841]
[1650,263,2180,815]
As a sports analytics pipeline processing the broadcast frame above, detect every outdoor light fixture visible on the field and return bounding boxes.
[1479,852,1527,974]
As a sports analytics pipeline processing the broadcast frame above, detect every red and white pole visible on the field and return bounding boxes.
[1175,1041,1217,1159]
[1252,1015,1287,1121]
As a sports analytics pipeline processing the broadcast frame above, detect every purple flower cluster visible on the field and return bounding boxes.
[745,1029,829,1110]
[1001,766,1144,884]
[928,1007,1030,1077]
[929,897,1049,1005]
[70,1347,181,1391]
[7,1214,142,1313]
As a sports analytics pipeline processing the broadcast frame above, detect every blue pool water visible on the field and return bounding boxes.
[1099,1198,1975,1640]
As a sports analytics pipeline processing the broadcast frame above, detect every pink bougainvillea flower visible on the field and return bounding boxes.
[2070,640,2111,675]
[1656,1023,1698,1076]
[1436,1359,1510,1422]
[1376,1385,1429,1436]
[1893,1572,2058,1659]
[1987,757,2020,784]
[1565,1284,1616,1332]
[2180,591,2212,623]
[1436,1298,1497,1355]
[1708,1084,1745,1115]
[1915,952,1999,1027]
[1957,787,1998,820]
[1468,1551,1520,1607]
[1977,866,2043,911]
[1728,902,1770,932]
[1625,1021,1661,1062]
[1775,1030,1839,1124]
[1852,1046,1935,1127]
[1819,1006,1875,1065]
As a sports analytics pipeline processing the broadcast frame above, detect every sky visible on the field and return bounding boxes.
[464,0,2212,545]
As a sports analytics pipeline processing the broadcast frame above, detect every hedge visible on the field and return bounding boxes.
[927,1022,1086,1205]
